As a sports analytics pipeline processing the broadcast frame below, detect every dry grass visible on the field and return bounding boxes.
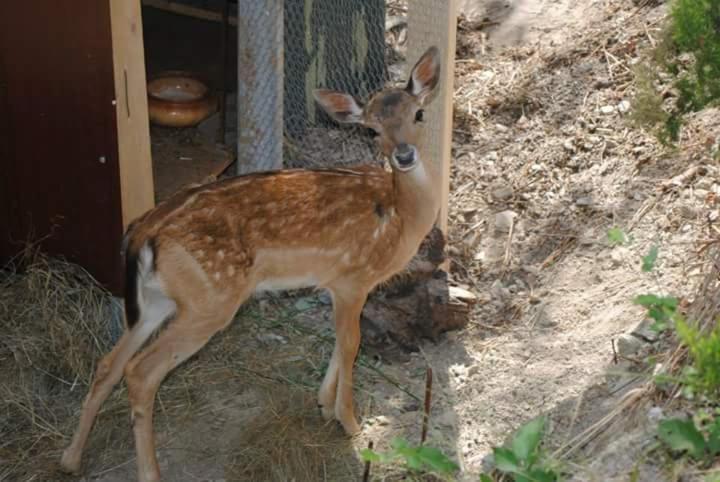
[0,248,126,481]
[0,248,370,481]
[225,386,359,481]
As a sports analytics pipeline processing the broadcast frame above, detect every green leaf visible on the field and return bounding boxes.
[415,446,460,474]
[608,227,627,245]
[658,418,706,459]
[480,475,494,482]
[642,245,659,272]
[360,448,382,463]
[707,418,720,455]
[403,452,424,471]
[633,294,678,310]
[511,416,546,463]
[390,437,410,451]
[527,468,558,482]
[493,447,521,473]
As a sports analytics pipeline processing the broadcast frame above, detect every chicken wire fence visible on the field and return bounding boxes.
[229,0,453,173]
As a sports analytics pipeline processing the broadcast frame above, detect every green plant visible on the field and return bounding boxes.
[633,293,678,333]
[481,417,560,482]
[675,317,720,400]
[361,437,459,477]
[607,226,629,246]
[633,0,720,143]
[658,415,720,460]
[671,0,720,106]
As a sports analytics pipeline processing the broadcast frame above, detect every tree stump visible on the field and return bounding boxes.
[361,227,476,350]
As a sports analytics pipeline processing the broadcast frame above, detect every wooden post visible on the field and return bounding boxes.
[406,0,457,235]
[109,0,155,228]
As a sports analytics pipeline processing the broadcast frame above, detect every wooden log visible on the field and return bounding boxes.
[361,227,476,350]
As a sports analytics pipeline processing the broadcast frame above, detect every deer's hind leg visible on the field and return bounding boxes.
[61,300,174,474]
[125,300,244,482]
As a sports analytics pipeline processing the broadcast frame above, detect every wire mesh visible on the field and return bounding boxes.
[282,0,389,168]
[230,0,451,172]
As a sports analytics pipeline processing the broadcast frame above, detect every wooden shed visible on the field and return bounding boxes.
[0,0,456,295]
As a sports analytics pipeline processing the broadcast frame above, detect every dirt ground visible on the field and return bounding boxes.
[2,0,720,481]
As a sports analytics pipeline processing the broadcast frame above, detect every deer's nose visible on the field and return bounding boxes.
[393,143,416,167]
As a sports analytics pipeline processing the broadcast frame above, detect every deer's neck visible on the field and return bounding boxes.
[392,150,441,241]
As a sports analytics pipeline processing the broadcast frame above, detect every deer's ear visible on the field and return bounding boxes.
[406,46,440,105]
[313,89,364,124]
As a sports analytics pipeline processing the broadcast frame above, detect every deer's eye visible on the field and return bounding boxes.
[415,109,424,123]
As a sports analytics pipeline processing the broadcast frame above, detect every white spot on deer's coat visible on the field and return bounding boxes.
[217,250,225,259]
[214,272,221,281]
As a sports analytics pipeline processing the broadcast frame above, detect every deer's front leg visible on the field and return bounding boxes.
[327,286,367,435]
[318,341,340,421]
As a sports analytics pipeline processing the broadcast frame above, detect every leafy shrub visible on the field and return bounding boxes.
[361,437,459,477]
[481,417,560,482]
[634,0,720,142]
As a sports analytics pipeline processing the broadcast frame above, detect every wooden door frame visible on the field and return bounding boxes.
[110,0,155,229]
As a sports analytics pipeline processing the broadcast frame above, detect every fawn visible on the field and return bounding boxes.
[61,46,442,482]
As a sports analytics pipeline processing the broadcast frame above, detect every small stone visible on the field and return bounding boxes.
[575,196,593,206]
[481,453,495,473]
[495,210,518,232]
[374,415,391,426]
[317,292,332,305]
[490,279,510,301]
[679,205,697,219]
[563,139,576,152]
[616,333,644,357]
[709,210,719,222]
[467,365,480,377]
[600,105,616,115]
[256,333,287,345]
[593,78,612,89]
[495,123,509,132]
[695,189,709,201]
[486,151,500,162]
[609,247,627,267]
[516,115,530,129]
[617,100,631,113]
[632,318,660,343]
[492,185,514,201]
[647,406,664,423]
[533,302,555,327]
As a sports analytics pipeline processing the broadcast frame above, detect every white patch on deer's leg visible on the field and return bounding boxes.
[318,341,340,420]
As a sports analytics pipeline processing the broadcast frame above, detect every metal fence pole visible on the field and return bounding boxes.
[236,0,284,174]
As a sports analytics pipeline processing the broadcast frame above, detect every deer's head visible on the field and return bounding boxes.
[314,46,440,173]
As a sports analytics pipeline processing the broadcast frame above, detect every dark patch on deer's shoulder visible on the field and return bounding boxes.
[374,202,385,219]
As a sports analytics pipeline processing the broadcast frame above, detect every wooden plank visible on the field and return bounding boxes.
[142,0,239,26]
[406,0,457,235]
[110,0,155,228]
[152,136,234,201]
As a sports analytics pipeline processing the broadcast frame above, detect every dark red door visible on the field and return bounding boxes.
[0,1,124,293]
